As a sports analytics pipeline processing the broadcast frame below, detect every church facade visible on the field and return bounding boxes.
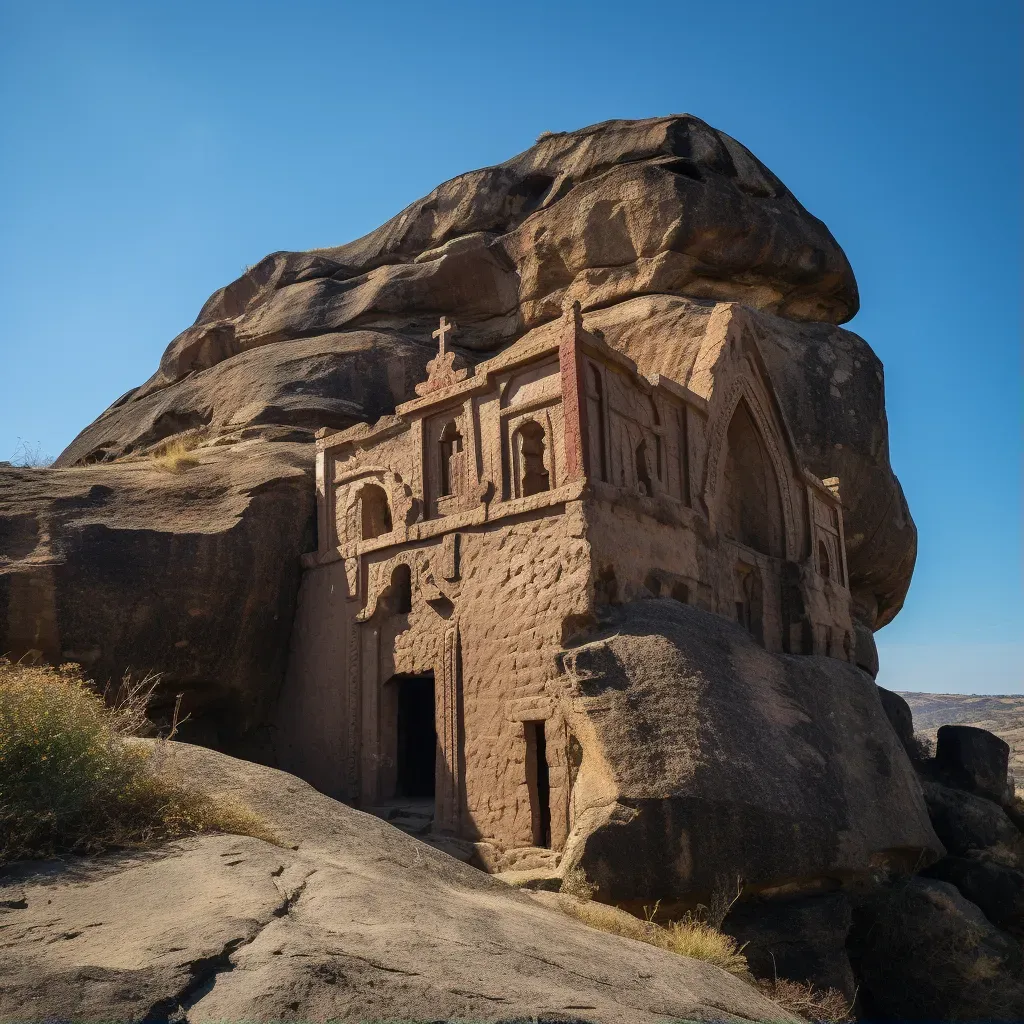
[279,306,853,857]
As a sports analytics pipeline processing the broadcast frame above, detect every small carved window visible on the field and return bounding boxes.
[439,421,462,497]
[818,538,832,581]
[635,439,653,496]
[359,484,392,540]
[390,564,412,614]
[515,420,550,497]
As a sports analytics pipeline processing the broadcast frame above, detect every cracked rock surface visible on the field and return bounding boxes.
[0,743,796,1023]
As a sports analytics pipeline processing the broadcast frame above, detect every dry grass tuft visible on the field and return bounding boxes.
[0,658,276,863]
[148,435,201,474]
[557,892,750,976]
[755,978,854,1023]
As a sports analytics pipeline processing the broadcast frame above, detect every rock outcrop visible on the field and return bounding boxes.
[0,442,313,739]
[848,877,1024,1021]
[851,698,1024,1019]
[559,600,941,906]
[0,742,797,1024]
[0,115,915,733]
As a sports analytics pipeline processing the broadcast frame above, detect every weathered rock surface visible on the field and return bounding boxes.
[848,877,1024,1021]
[877,685,916,756]
[559,600,941,906]
[936,723,1011,803]
[0,442,314,738]
[0,742,797,1024]
[924,854,1024,929]
[57,115,859,468]
[721,892,856,999]
[2,115,913,741]
[922,779,1023,859]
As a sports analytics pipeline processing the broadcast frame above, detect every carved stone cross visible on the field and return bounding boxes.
[432,315,454,352]
[415,315,469,397]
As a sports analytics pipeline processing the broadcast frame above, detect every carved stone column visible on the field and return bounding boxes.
[436,621,463,833]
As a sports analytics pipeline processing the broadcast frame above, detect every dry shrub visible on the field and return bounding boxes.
[0,658,275,862]
[755,978,854,1023]
[560,864,598,900]
[557,892,749,975]
[148,435,201,473]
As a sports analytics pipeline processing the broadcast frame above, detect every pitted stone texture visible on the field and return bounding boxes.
[559,600,941,906]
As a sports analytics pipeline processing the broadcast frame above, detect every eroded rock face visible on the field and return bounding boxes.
[0,442,314,739]
[56,114,858,468]
[2,114,913,745]
[848,878,1024,1021]
[559,600,942,906]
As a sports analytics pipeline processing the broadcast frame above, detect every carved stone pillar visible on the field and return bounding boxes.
[558,301,589,482]
[436,621,464,833]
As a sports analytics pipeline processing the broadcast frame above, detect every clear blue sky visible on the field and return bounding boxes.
[1,0,1020,693]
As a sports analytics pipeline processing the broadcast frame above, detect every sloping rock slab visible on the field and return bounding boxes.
[560,600,942,906]
[0,742,796,1024]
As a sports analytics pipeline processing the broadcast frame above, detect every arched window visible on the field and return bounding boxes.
[721,400,784,557]
[818,539,832,581]
[514,420,550,497]
[635,439,653,497]
[439,421,462,497]
[359,484,392,540]
[390,563,412,614]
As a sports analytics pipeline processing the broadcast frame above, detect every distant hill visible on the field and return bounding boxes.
[901,692,1024,779]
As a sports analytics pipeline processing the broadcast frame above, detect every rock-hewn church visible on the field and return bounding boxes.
[279,304,853,857]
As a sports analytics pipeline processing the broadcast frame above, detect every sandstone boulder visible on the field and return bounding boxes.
[2,115,914,746]
[877,685,916,756]
[0,442,314,740]
[559,600,941,907]
[922,779,1023,859]
[937,724,1011,803]
[848,877,1024,1021]
[924,854,1024,929]
[0,742,798,1024]
[57,114,857,466]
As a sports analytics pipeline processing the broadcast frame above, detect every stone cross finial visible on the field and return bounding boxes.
[433,315,454,353]
[415,315,469,397]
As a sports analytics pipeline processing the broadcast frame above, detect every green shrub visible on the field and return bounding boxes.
[0,659,274,863]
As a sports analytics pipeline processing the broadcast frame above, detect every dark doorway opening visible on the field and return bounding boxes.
[525,721,552,848]
[396,674,436,799]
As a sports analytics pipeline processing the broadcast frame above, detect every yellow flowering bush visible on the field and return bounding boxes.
[0,659,273,862]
